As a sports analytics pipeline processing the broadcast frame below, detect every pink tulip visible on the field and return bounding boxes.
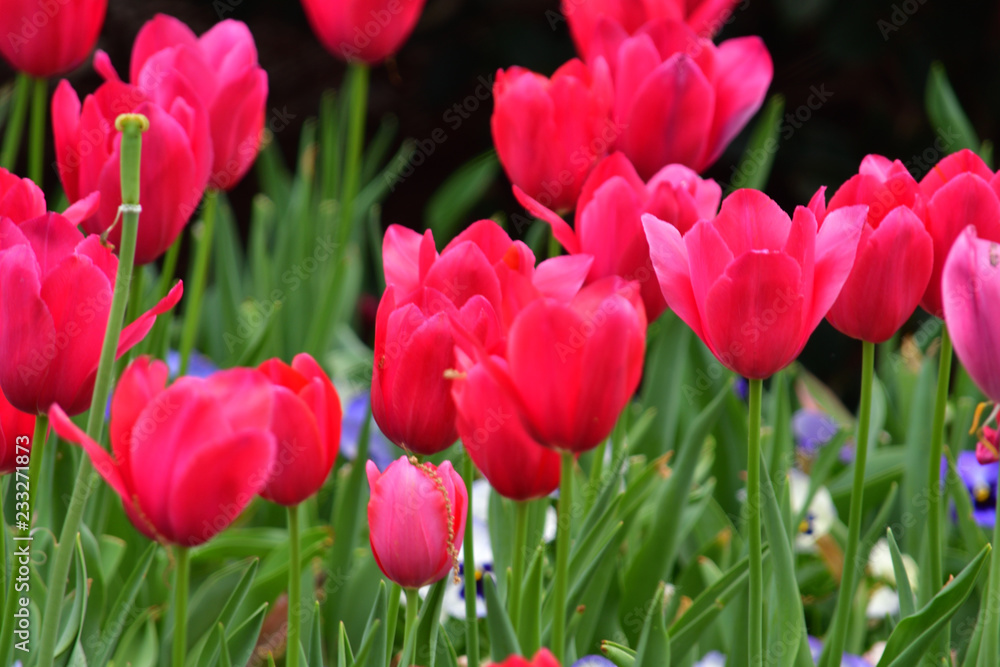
[563,0,742,59]
[0,214,183,415]
[644,189,866,379]
[0,167,100,225]
[0,0,107,77]
[300,0,427,64]
[257,353,342,506]
[811,155,933,343]
[52,68,212,265]
[366,456,467,588]
[516,151,721,320]
[942,226,1000,404]
[49,357,278,545]
[587,18,772,178]
[492,59,614,212]
[918,149,1000,317]
[0,388,35,475]
[108,14,268,190]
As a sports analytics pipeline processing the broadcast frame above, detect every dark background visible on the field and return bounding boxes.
[3,0,999,399]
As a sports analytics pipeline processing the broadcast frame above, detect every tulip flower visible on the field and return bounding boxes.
[300,0,427,64]
[52,69,212,265]
[918,149,1000,317]
[496,650,562,667]
[0,0,107,77]
[0,389,36,475]
[644,189,866,379]
[516,151,721,320]
[257,353,342,506]
[0,214,183,415]
[492,59,614,212]
[810,155,933,342]
[366,456,467,588]
[587,18,772,178]
[452,357,560,500]
[0,166,99,225]
[108,14,268,190]
[48,357,278,545]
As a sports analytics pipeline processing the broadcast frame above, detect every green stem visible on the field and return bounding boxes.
[819,341,875,667]
[587,440,606,511]
[0,73,31,170]
[463,452,479,667]
[747,378,763,667]
[552,451,574,663]
[287,505,301,667]
[178,189,218,375]
[547,230,561,259]
[172,546,191,667]
[509,500,529,628]
[35,113,148,667]
[980,467,1000,666]
[0,479,14,666]
[386,583,402,667]
[927,328,952,655]
[25,414,48,526]
[400,588,420,667]
[28,77,46,186]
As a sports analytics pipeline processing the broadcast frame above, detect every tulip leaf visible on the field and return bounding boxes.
[358,580,388,667]
[483,573,521,661]
[353,619,382,667]
[858,482,899,571]
[309,601,323,667]
[944,454,989,556]
[727,94,785,194]
[339,621,356,667]
[635,582,671,667]
[91,541,157,666]
[601,641,636,667]
[55,536,88,658]
[925,62,980,155]
[216,624,232,667]
[111,608,159,667]
[425,151,500,240]
[189,558,260,667]
[637,312,692,459]
[415,579,447,667]
[876,544,991,667]
[518,547,545,656]
[886,528,916,618]
[226,602,269,667]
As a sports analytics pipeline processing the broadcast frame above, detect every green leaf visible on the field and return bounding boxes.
[415,579,447,667]
[111,609,159,667]
[635,582,670,667]
[189,558,261,667]
[601,641,636,667]
[217,624,232,667]
[226,603,269,667]
[518,547,545,656]
[925,62,979,154]
[359,580,388,667]
[484,573,521,661]
[92,542,157,666]
[309,601,323,667]
[886,528,916,618]
[425,151,499,239]
[55,536,89,658]
[727,94,785,193]
[339,621,356,667]
[876,544,991,666]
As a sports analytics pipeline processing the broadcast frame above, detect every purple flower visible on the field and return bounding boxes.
[166,349,217,379]
[694,653,727,667]
[808,636,871,666]
[793,409,840,455]
[733,377,749,402]
[952,451,998,528]
[572,656,616,667]
[340,393,396,470]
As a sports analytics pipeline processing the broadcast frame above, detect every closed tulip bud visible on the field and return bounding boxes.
[366,456,467,588]
[917,149,1000,317]
[300,0,427,64]
[496,649,562,667]
[257,353,342,506]
[0,0,107,77]
[492,59,614,212]
[452,357,561,501]
[49,357,278,546]
[0,214,182,415]
[813,155,933,343]
[0,389,36,475]
[588,18,772,178]
[516,151,721,320]
[644,189,866,379]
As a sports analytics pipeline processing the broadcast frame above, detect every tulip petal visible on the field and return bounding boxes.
[62,192,101,226]
[110,357,170,493]
[444,219,515,264]
[423,240,503,311]
[513,186,581,255]
[116,281,185,357]
[130,13,199,84]
[920,148,993,201]
[18,213,86,279]
[809,204,866,332]
[712,188,791,255]
[382,224,428,295]
[533,254,594,302]
[643,213,703,339]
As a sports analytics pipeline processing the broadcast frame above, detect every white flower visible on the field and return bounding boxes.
[694,651,727,667]
[788,469,837,551]
[867,539,918,590]
[865,585,900,619]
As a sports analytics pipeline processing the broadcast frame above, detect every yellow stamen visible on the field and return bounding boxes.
[970,401,990,435]
[976,485,991,503]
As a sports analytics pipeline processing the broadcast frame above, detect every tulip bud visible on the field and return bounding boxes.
[300,0,428,64]
[0,0,107,77]
[366,456,467,588]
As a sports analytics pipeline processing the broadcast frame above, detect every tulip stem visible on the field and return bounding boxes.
[926,327,953,653]
[35,113,148,667]
[819,340,874,667]
[980,464,1000,665]
[172,546,191,667]
[287,505,302,667]
[552,451,574,663]
[462,451,480,667]
[0,479,13,667]
[747,378,763,667]
[28,77,46,186]
[509,500,529,628]
[400,588,420,667]
[25,414,48,526]
[178,188,219,376]
[0,73,30,170]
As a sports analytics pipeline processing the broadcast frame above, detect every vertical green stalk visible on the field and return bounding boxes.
[400,588,420,667]
[747,378,763,667]
[979,472,1000,666]
[28,77,46,186]
[552,451,574,663]
[0,73,31,170]
[178,189,218,375]
[463,452,480,667]
[172,546,191,667]
[35,113,148,667]
[24,414,47,525]
[509,500,529,627]
[925,329,952,657]
[287,505,302,667]
[819,341,875,667]
[0,478,14,667]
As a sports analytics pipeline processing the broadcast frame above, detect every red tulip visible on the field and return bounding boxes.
[257,353,342,506]
[0,167,100,225]
[811,155,933,343]
[452,357,561,501]
[48,357,278,546]
[516,151,721,320]
[0,389,36,476]
[0,0,107,77]
[52,65,212,265]
[587,18,771,178]
[492,59,614,212]
[644,189,866,379]
[366,456,467,588]
[563,0,742,58]
[942,226,1000,403]
[109,14,268,190]
[494,649,561,667]
[917,149,1000,317]
[300,0,427,64]
[0,214,183,415]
